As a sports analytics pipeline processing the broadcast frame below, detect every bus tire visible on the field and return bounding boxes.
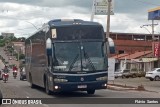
[87,90,95,95]
[29,74,36,88]
[45,78,51,95]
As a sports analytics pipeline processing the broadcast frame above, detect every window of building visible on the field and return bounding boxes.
[119,50,125,54]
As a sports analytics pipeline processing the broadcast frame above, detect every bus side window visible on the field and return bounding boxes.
[53,56,59,66]
[48,56,52,66]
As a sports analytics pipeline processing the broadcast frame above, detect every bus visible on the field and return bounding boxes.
[25,19,115,95]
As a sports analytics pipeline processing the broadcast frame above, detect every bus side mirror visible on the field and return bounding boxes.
[108,38,115,54]
[46,38,52,55]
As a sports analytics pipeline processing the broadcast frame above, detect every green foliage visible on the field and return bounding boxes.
[7,45,12,48]
[17,37,26,42]
[0,43,5,47]
[0,39,5,47]
[0,36,4,39]
[5,61,9,64]
[8,48,14,53]
[14,53,18,59]
[9,64,15,68]
[19,54,25,60]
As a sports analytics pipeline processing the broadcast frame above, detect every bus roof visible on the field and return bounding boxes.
[26,19,104,40]
[48,19,102,27]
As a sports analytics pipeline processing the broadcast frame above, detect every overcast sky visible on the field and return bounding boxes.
[0,0,160,38]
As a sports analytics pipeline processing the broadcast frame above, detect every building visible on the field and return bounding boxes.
[12,42,25,54]
[109,32,160,55]
[111,51,158,72]
[1,33,14,38]
[109,32,160,72]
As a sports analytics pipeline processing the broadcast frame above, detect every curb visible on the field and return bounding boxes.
[107,85,137,91]
[107,84,159,93]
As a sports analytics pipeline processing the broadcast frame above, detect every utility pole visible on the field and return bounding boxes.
[140,23,158,67]
[106,0,112,55]
[106,0,111,38]
[140,25,152,34]
[91,0,95,21]
[152,20,155,41]
[140,23,158,40]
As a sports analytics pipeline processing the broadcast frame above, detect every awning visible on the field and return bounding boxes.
[130,58,158,63]
[141,58,158,62]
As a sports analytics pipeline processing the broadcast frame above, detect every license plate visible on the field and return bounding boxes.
[77,85,87,89]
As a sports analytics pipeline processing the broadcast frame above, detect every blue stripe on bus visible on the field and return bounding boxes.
[52,71,107,76]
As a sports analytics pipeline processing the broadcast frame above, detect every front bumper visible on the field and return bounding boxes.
[53,81,107,92]
[145,76,154,79]
[145,74,154,79]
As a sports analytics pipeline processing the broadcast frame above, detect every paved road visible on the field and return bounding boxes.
[0,71,160,107]
[0,47,19,67]
[1,47,160,107]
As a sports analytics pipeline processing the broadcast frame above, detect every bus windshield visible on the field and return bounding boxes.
[53,41,107,72]
[54,25,104,40]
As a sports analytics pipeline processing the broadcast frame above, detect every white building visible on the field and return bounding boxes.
[1,33,14,38]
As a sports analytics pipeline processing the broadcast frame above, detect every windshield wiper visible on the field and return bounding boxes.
[83,49,96,71]
[68,54,79,71]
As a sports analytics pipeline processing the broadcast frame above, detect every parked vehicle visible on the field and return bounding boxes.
[114,70,122,78]
[20,67,26,81]
[135,71,146,77]
[121,69,132,78]
[145,68,160,81]
[121,69,146,78]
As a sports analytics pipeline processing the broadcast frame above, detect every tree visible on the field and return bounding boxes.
[0,36,3,39]
[17,37,26,42]
[0,39,5,47]
[19,54,25,60]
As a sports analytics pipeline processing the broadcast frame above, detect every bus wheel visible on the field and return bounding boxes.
[29,75,35,88]
[45,79,51,95]
[87,90,95,95]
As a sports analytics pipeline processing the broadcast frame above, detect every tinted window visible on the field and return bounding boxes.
[53,41,107,72]
[156,69,160,72]
[54,25,104,40]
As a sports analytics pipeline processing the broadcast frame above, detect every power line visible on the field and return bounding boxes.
[16,25,42,31]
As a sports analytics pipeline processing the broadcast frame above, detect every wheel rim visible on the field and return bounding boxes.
[155,77,159,81]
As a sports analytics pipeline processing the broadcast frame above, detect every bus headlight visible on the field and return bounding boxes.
[54,78,68,82]
[96,76,108,81]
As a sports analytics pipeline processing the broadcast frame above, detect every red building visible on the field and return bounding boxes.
[109,32,160,55]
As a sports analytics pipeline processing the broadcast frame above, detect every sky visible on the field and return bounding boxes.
[0,0,160,38]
